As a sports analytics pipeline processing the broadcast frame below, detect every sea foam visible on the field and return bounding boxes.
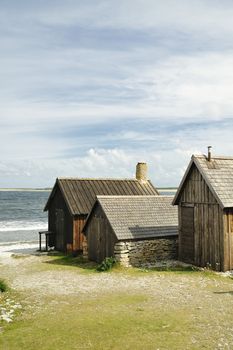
[0,221,47,232]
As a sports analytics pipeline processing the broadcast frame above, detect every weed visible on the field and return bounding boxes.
[0,279,8,293]
[97,257,116,272]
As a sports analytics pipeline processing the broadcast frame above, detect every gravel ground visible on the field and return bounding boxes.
[0,243,232,301]
[1,243,233,349]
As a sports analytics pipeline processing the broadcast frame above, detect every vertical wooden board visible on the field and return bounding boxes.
[200,172,203,203]
[79,218,85,250]
[182,184,186,203]
[74,219,81,251]
[214,205,219,269]
[73,219,77,251]
[72,217,86,251]
[219,207,224,271]
[197,205,200,266]
[99,217,105,262]
[223,213,229,271]
[216,205,220,268]
[228,213,232,269]
[197,171,201,203]
[228,212,233,269]
[178,205,182,260]
[194,170,198,202]
[200,205,205,267]
[194,204,199,265]
[200,176,203,203]
[211,205,215,267]
[188,178,192,203]
[202,204,207,266]
[208,205,212,267]
[206,204,210,267]
[180,206,194,263]
[88,217,97,262]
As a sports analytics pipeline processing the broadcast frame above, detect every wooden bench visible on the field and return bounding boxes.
[38,231,53,251]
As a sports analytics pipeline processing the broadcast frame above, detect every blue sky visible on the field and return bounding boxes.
[1,0,233,187]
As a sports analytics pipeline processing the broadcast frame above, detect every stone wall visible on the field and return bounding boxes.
[82,236,88,260]
[114,238,178,267]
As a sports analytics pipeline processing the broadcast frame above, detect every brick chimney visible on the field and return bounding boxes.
[136,162,148,182]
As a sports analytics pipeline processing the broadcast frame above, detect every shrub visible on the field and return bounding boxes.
[0,279,8,292]
[96,257,116,272]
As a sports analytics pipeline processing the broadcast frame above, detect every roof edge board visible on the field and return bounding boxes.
[57,180,76,216]
[82,199,118,242]
[82,200,99,234]
[172,155,225,209]
[193,157,225,209]
[172,157,194,205]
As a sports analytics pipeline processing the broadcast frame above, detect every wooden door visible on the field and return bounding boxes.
[180,206,194,263]
[55,209,65,251]
[228,213,233,270]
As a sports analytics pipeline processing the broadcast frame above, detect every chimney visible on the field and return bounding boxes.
[207,146,212,162]
[136,162,148,182]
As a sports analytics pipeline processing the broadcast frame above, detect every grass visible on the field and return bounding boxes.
[2,288,232,350]
[44,254,98,273]
[0,293,192,350]
[0,254,233,349]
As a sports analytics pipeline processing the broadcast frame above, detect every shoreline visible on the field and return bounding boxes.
[0,241,39,257]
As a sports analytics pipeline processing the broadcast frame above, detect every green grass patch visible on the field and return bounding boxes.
[0,279,8,292]
[0,293,192,350]
[44,254,98,273]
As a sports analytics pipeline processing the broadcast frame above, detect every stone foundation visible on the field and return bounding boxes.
[114,238,178,267]
[82,236,88,260]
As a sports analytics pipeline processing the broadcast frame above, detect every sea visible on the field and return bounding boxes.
[0,188,176,245]
[0,190,50,244]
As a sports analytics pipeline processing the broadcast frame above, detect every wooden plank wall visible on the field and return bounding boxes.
[86,205,117,263]
[48,187,73,251]
[73,216,86,251]
[223,210,233,271]
[179,165,224,271]
[179,206,194,263]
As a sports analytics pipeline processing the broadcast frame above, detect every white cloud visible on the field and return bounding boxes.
[1,0,233,187]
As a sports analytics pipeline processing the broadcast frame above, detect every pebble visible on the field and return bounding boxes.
[0,298,22,324]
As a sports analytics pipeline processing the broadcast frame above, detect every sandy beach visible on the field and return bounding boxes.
[0,242,39,258]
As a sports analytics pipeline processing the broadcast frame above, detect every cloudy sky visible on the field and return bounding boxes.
[1,0,233,188]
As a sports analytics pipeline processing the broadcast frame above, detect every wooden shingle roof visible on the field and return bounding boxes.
[173,155,233,208]
[44,178,159,216]
[83,195,178,240]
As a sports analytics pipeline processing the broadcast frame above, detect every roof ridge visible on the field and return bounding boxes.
[97,195,173,198]
[57,177,150,181]
[193,154,233,160]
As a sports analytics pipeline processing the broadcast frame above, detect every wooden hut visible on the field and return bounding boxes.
[44,163,158,253]
[82,195,178,266]
[173,151,233,271]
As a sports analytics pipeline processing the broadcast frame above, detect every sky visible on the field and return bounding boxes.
[1,0,233,188]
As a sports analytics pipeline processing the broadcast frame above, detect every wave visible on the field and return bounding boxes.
[0,221,47,232]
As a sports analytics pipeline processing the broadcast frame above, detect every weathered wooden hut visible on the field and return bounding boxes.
[44,163,159,252]
[82,195,178,266]
[173,151,233,271]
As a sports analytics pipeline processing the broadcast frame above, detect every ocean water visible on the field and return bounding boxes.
[0,189,176,245]
[0,190,49,243]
